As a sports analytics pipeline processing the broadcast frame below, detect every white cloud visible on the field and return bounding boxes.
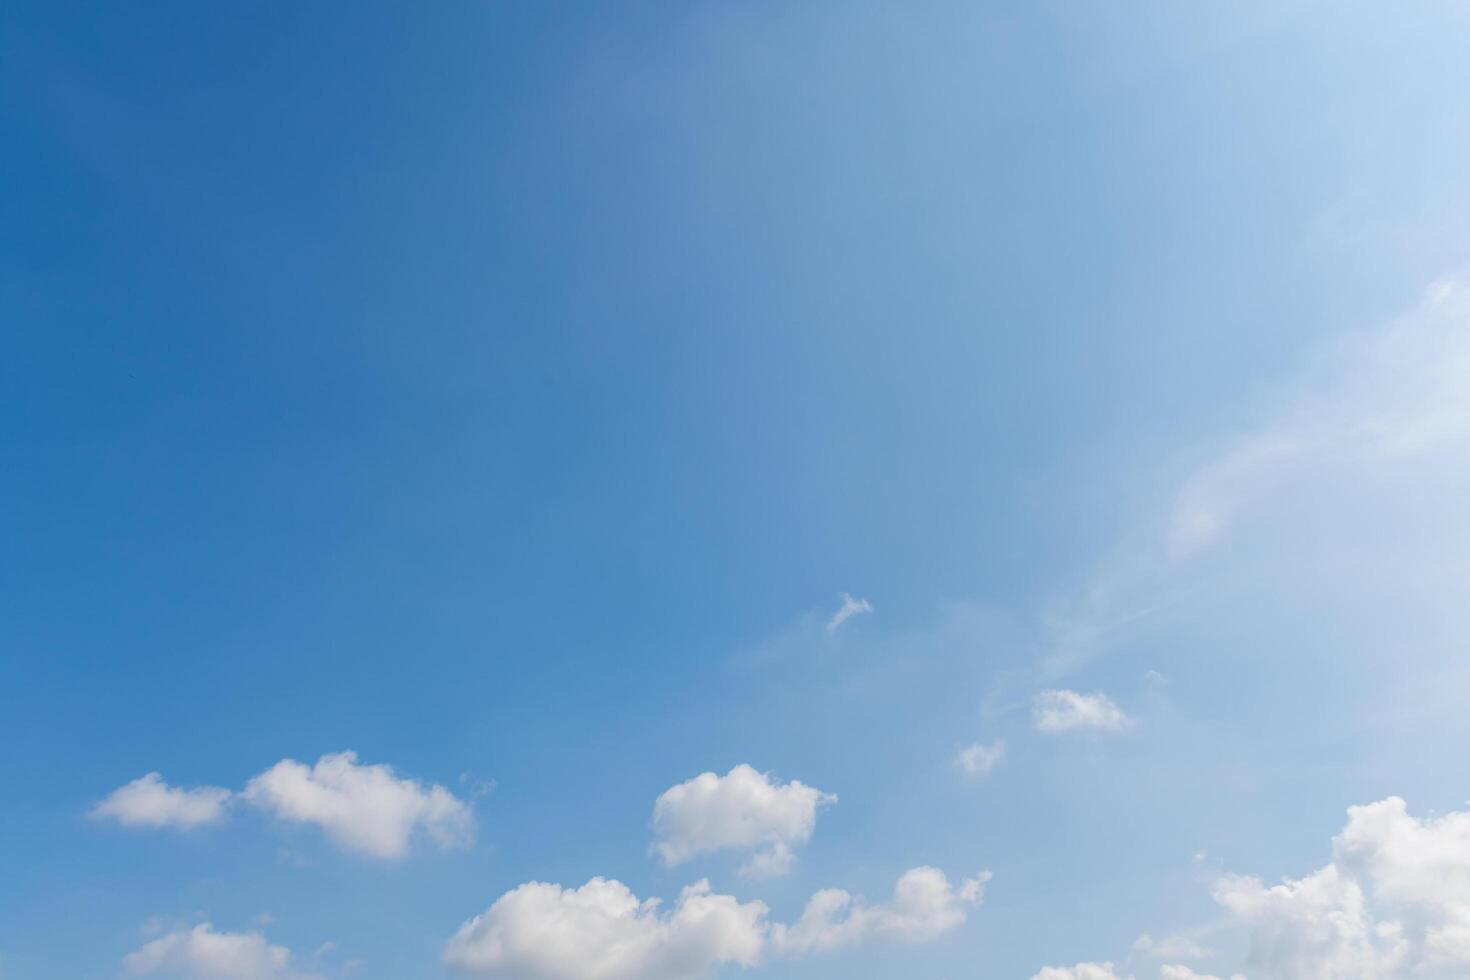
[1157,968,1242,980]
[122,923,314,980]
[1030,963,1125,980]
[955,740,1005,775]
[442,877,769,980]
[825,592,873,633]
[1211,795,1470,978]
[650,764,835,878]
[1042,796,1470,980]
[92,773,231,830]
[241,751,473,860]
[770,866,987,954]
[1032,690,1130,734]
[445,866,984,979]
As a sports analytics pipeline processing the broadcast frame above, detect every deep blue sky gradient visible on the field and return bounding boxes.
[5,3,1470,978]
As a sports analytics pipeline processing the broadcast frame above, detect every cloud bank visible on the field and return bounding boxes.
[445,866,984,979]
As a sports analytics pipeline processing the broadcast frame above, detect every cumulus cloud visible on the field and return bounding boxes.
[825,592,873,633]
[1157,968,1242,980]
[1032,690,1130,734]
[771,866,988,954]
[1030,963,1125,980]
[443,877,768,980]
[92,773,231,830]
[1210,795,1470,978]
[122,923,314,979]
[650,764,835,878]
[1071,796,1470,980]
[445,866,984,979]
[242,751,473,860]
[955,741,1005,776]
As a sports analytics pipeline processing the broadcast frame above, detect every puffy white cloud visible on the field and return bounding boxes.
[1032,690,1130,734]
[770,866,988,954]
[242,751,472,860]
[442,877,768,980]
[1212,864,1388,979]
[825,592,873,633]
[650,764,835,878]
[1333,796,1470,968]
[122,923,313,979]
[955,740,1005,776]
[1030,963,1125,980]
[445,866,985,979]
[1211,795,1470,978]
[92,773,231,830]
[1157,967,1242,980]
[1047,797,1470,980]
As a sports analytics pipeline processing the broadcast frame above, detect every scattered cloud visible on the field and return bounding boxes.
[825,592,873,633]
[1060,796,1470,979]
[955,741,1005,776]
[443,877,769,980]
[1032,690,1130,734]
[1030,963,1125,980]
[445,865,983,980]
[770,866,988,954]
[91,773,231,830]
[650,764,835,879]
[241,751,473,860]
[1211,795,1470,978]
[1157,967,1242,980]
[122,923,316,980]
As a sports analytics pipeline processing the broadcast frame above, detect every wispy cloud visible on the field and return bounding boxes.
[1037,277,1470,681]
[955,741,1005,776]
[826,592,873,633]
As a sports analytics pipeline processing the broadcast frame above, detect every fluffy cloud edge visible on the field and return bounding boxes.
[445,865,986,980]
[91,773,232,830]
[650,764,836,877]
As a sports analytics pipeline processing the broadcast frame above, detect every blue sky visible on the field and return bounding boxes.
[5,3,1470,979]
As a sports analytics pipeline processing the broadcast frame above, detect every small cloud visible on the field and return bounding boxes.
[650,764,836,878]
[1029,963,1124,980]
[122,922,314,979]
[91,773,231,830]
[242,751,474,860]
[1033,690,1131,734]
[955,741,1005,776]
[825,593,873,633]
[771,866,989,954]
